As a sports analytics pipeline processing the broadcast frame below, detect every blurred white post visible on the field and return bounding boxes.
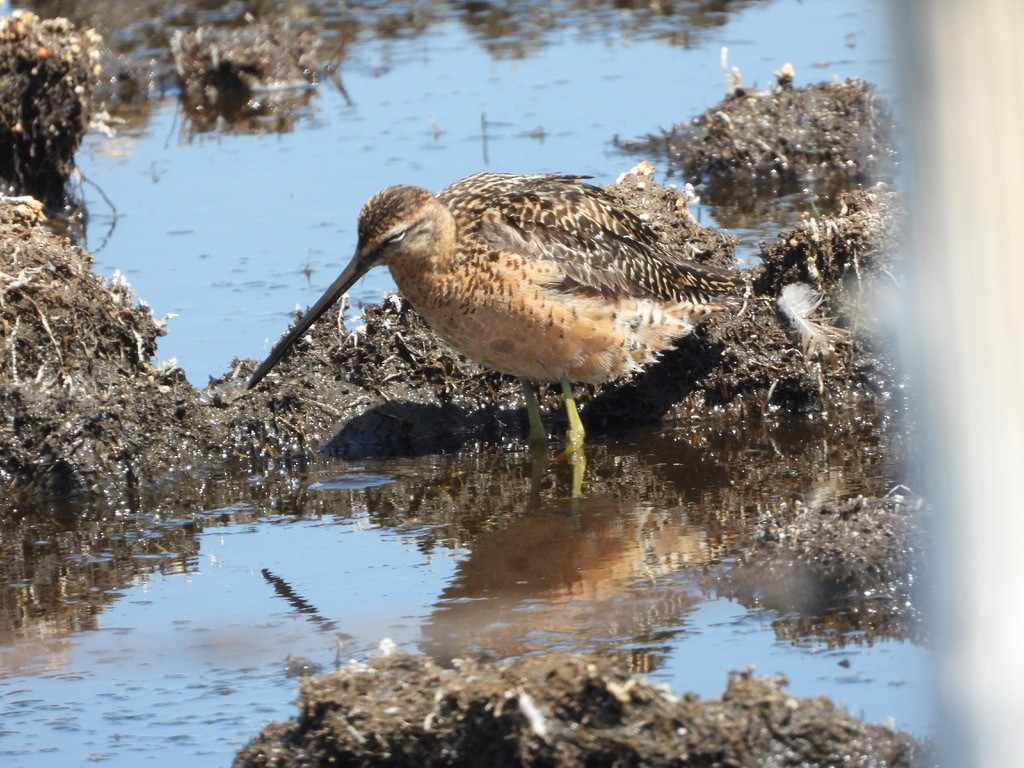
[893,1,1024,765]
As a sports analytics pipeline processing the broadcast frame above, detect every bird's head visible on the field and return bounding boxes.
[354,185,447,268]
[246,185,450,390]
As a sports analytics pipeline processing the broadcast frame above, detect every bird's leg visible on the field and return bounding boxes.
[559,375,586,497]
[520,379,547,447]
[568,455,585,499]
[560,375,586,454]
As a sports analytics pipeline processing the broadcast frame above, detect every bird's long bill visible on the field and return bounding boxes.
[247,255,369,389]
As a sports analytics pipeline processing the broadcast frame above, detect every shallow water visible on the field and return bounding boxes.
[0,1,929,765]
[1,423,930,764]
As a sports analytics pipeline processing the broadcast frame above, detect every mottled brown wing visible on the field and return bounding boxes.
[442,173,741,304]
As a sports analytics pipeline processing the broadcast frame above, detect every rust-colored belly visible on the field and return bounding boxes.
[389,251,709,384]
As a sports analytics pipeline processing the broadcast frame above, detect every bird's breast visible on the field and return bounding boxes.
[386,250,709,384]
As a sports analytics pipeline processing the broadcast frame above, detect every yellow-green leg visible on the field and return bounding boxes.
[560,375,586,452]
[520,379,547,447]
[522,376,585,496]
[560,375,586,497]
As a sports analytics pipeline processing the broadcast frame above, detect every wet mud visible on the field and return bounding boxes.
[0,196,207,495]
[234,651,926,768]
[0,8,927,766]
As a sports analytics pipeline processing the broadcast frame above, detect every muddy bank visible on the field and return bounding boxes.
[0,164,905,496]
[620,73,896,185]
[234,651,926,768]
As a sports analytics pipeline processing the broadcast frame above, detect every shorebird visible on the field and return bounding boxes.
[248,172,742,454]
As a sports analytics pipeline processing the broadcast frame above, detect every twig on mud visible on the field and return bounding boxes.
[715,293,758,336]
[34,363,55,386]
[516,688,551,741]
[296,394,343,417]
[278,414,303,436]
[132,329,147,364]
[10,316,20,383]
[761,378,779,417]
[342,720,367,746]
[0,266,42,292]
[25,295,63,364]
[732,293,751,321]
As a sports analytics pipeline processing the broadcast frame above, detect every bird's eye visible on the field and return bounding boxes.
[384,229,406,245]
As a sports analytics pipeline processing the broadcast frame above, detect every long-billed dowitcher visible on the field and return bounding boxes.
[248,172,742,453]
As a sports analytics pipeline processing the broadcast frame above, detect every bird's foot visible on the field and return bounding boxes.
[553,428,586,497]
[558,426,585,455]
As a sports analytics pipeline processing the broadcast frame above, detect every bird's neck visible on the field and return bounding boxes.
[386,206,459,310]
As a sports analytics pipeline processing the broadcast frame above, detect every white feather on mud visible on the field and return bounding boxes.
[777,282,848,360]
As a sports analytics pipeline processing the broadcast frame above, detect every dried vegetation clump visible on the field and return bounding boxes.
[707,183,906,416]
[0,201,158,385]
[0,11,102,211]
[0,197,204,495]
[233,652,926,768]
[620,73,897,192]
[171,17,323,133]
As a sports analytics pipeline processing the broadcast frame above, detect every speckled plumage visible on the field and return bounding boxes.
[248,172,743,448]
[351,172,741,384]
[438,173,739,305]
